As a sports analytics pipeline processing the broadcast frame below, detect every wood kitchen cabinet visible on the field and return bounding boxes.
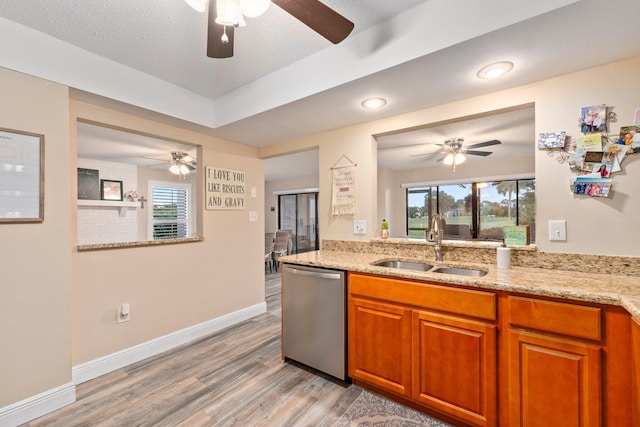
[632,318,640,426]
[413,309,497,427]
[505,296,603,427]
[348,296,412,396]
[348,272,498,426]
[348,272,635,427]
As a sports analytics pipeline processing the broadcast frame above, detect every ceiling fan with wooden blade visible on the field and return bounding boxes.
[207,0,355,59]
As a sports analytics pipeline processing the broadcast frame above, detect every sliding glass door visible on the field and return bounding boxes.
[278,192,318,254]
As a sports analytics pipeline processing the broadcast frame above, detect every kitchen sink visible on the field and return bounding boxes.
[430,267,488,277]
[371,260,433,271]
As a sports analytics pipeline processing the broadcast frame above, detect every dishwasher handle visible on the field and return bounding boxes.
[289,267,342,281]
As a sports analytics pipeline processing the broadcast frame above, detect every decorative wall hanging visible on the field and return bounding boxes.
[205,166,246,210]
[539,105,639,197]
[0,128,44,222]
[77,168,100,200]
[100,179,123,201]
[331,155,357,216]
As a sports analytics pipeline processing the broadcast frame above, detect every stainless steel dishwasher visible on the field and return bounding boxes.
[282,264,347,380]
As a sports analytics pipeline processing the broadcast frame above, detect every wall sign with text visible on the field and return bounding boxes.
[205,166,245,210]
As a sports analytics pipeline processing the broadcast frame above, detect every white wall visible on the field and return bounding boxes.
[260,56,640,257]
[76,158,137,245]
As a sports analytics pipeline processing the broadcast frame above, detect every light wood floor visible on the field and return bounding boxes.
[22,272,361,427]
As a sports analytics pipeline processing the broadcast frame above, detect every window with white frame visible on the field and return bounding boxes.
[148,181,191,240]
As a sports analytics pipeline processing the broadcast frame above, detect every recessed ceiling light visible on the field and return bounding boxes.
[476,61,514,79]
[361,97,387,110]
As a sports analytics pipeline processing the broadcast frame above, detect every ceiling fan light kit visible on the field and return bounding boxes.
[207,0,354,58]
[169,152,196,179]
[443,151,466,166]
[215,0,248,26]
[414,137,502,172]
[240,0,271,18]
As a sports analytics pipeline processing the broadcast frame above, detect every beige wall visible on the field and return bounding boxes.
[0,68,73,406]
[1,67,266,410]
[260,56,640,257]
[70,101,265,365]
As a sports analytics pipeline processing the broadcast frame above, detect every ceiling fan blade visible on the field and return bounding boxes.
[207,0,234,58]
[434,155,446,163]
[465,139,501,150]
[410,151,442,158]
[272,0,354,44]
[140,156,169,163]
[464,150,493,157]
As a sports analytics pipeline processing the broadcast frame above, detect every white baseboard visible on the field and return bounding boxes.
[0,302,266,427]
[0,382,75,427]
[72,302,267,384]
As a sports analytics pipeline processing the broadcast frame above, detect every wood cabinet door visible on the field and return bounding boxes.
[412,310,497,427]
[632,318,640,426]
[508,330,601,427]
[348,297,412,396]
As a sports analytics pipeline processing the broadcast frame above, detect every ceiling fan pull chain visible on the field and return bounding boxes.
[221,26,229,44]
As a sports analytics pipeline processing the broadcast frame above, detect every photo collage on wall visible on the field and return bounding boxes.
[538,104,639,198]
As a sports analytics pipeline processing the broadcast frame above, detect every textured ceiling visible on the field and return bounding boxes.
[2,0,640,179]
[0,0,425,99]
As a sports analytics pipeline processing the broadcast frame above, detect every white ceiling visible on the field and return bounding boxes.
[377,106,535,171]
[1,0,640,179]
[76,122,198,168]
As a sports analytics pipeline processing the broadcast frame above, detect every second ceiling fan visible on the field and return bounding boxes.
[412,138,502,171]
[207,0,355,58]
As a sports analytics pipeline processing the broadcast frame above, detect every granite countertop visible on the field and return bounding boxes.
[279,250,640,321]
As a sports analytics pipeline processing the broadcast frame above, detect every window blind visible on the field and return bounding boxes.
[152,185,188,239]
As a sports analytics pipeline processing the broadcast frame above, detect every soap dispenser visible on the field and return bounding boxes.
[381,219,389,239]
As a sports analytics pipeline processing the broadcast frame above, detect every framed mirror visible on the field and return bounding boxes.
[0,127,44,223]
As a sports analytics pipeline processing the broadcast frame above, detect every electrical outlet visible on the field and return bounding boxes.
[353,220,366,235]
[548,220,567,241]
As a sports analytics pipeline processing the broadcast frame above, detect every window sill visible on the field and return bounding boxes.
[373,237,536,251]
[77,236,203,252]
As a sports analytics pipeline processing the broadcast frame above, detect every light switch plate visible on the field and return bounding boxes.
[354,220,366,235]
[548,220,567,241]
[249,211,258,222]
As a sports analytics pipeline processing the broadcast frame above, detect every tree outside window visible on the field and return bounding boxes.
[406,178,535,241]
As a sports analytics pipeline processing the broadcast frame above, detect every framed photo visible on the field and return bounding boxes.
[537,131,566,149]
[77,168,100,200]
[0,127,44,223]
[580,104,606,133]
[100,179,123,201]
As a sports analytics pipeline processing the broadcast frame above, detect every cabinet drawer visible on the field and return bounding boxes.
[508,296,601,341]
[349,273,496,321]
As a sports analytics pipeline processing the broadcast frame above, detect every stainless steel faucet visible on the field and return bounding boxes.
[430,214,443,261]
